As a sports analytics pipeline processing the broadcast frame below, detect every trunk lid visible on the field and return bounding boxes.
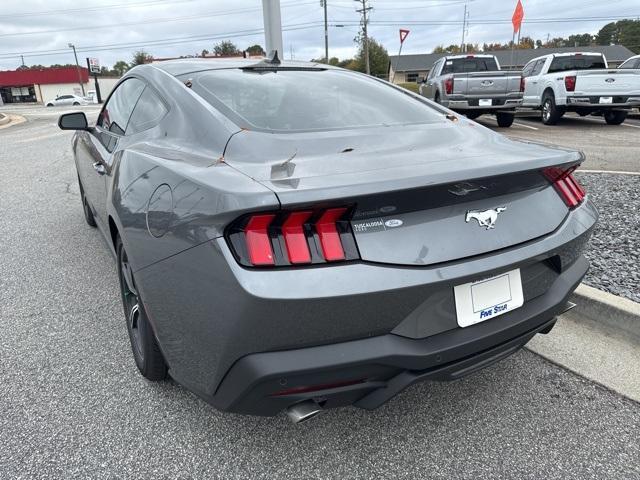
[223,120,580,266]
[453,71,521,96]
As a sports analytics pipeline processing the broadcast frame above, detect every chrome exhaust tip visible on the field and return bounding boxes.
[286,400,323,424]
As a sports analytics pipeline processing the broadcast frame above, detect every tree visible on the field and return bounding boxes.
[328,57,340,66]
[245,44,266,56]
[131,50,152,66]
[112,60,130,76]
[353,37,389,76]
[213,40,240,56]
[201,49,210,57]
[517,36,535,49]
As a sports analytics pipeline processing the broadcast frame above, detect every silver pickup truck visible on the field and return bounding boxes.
[419,55,523,127]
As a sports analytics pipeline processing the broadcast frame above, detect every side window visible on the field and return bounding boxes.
[126,87,168,135]
[522,61,535,77]
[428,60,440,79]
[97,78,145,136]
[531,59,545,76]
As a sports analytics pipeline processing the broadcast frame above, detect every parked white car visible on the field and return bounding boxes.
[45,94,89,107]
[520,52,640,125]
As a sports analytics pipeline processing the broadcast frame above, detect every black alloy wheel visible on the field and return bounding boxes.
[117,237,167,380]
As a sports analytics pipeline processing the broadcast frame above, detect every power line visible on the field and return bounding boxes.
[0,0,191,19]
[0,22,328,60]
[0,1,319,39]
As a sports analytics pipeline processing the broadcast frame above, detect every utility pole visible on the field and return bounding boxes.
[322,0,329,62]
[460,3,469,53]
[68,43,85,96]
[20,55,25,67]
[355,0,371,75]
[262,0,283,59]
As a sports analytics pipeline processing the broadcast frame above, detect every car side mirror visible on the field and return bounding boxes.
[58,112,88,130]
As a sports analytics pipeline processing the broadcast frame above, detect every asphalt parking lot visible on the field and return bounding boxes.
[477,111,640,173]
[1,105,639,479]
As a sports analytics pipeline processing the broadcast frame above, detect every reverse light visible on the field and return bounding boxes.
[444,76,454,95]
[564,75,576,92]
[543,166,586,208]
[226,207,359,267]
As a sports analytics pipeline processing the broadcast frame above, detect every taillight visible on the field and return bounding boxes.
[564,75,576,92]
[226,207,360,267]
[520,76,525,92]
[444,76,454,95]
[542,166,586,208]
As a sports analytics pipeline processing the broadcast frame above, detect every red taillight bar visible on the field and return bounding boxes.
[316,207,348,262]
[444,76,454,95]
[520,76,525,93]
[227,207,357,267]
[542,166,586,208]
[282,211,313,264]
[244,214,276,265]
[564,75,576,92]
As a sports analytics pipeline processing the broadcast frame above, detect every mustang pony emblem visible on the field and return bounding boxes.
[465,207,507,230]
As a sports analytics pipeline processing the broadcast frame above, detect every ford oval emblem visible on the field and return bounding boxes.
[385,219,403,228]
[605,78,615,83]
[481,80,493,86]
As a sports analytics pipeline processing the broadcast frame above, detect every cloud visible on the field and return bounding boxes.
[0,0,636,71]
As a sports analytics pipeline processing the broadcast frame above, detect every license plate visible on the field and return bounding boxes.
[599,96,613,104]
[454,269,524,328]
[479,99,492,106]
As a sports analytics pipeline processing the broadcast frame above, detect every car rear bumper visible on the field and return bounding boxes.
[566,95,640,107]
[212,255,587,416]
[446,97,522,110]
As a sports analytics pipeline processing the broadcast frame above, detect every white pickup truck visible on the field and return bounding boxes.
[521,52,640,125]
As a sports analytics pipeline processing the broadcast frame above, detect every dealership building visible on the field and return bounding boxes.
[0,66,119,104]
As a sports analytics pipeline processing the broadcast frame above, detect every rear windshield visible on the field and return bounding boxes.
[441,57,499,74]
[182,68,443,132]
[548,55,606,73]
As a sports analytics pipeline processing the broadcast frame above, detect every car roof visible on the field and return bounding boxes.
[151,58,333,77]
[442,54,496,60]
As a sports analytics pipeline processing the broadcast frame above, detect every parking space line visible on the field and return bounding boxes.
[513,122,539,130]
[622,123,640,129]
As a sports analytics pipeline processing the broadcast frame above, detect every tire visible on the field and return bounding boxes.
[79,180,97,227]
[117,237,167,381]
[495,112,515,128]
[434,92,441,104]
[603,110,627,125]
[73,102,80,105]
[46,103,53,107]
[541,92,564,125]
[465,112,482,120]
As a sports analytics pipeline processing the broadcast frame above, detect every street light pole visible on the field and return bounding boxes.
[68,43,85,96]
[262,0,283,60]
[322,0,329,62]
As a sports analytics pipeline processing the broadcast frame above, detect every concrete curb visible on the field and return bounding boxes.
[0,112,9,125]
[570,283,640,341]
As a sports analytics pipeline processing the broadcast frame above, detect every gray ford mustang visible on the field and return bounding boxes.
[58,57,597,422]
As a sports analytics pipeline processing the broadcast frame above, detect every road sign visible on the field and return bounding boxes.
[88,58,100,74]
[512,0,524,34]
[399,29,410,44]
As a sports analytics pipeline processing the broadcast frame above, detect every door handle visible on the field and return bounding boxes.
[93,162,106,175]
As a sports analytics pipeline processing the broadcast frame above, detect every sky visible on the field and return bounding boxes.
[0,0,638,71]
